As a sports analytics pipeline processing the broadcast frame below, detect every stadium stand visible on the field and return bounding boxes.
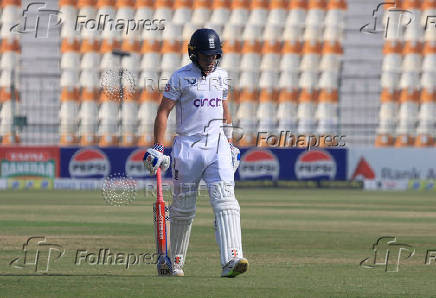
[0,0,21,144]
[4,0,434,148]
[376,0,436,147]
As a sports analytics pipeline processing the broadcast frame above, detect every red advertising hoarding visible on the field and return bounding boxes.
[0,147,60,178]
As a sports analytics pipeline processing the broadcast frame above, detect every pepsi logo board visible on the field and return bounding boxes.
[125,148,152,178]
[68,148,110,178]
[59,147,346,182]
[295,150,337,180]
[239,149,279,180]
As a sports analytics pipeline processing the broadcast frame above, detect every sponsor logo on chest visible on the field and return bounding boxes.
[193,98,222,107]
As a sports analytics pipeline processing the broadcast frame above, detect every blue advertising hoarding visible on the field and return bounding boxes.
[236,148,347,181]
[60,147,347,181]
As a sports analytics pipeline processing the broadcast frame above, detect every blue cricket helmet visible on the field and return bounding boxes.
[188,28,223,70]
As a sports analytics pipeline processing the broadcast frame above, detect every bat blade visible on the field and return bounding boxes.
[153,168,172,275]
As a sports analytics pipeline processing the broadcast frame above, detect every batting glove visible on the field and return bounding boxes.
[229,143,240,173]
[143,144,170,175]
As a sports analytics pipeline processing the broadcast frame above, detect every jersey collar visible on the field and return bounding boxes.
[190,63,215,78]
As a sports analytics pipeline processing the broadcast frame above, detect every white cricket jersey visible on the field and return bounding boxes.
[163,63,229,137]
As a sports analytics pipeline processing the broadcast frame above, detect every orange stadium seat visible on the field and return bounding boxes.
[141,39,162,71]
[229,0,250,25]
[300,40,322,72]
[79,89,99,146]
[297,71,318,135]
[257,71,279,133]
[0,61,20,144]
[221,39,241,72]
[121,38,142,74]
[382,41,403,73]
[60,72,80,145]
[1,0,20,40]
[98,87,120,146]
[161,23,183,73]
[100,38,122,71]
[320,40,342,72]
[277,71,299,133]
[138,88,161,147]
[260,25,282,72]
[281,37,302,73]
[248,0,269,26]
[267,0,288,27]
[286,0,307,28]
[325,0,347,28]
[402,41,422,73]
[210,0,231,25]
[154,0,174,21]
[317,71,338,137]
[240,25,262,72]
[191,0,211,25]
[173,0,193,24]
[59,0,78,29]
[306,0,326,28]
[121,89,139,146]
[237,71,258,146]
[395,72,420,147]
[81,39,101,70]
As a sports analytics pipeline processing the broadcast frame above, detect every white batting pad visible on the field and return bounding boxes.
[215,209,243,266]
[170,218,192,268]
[208,181,243,266]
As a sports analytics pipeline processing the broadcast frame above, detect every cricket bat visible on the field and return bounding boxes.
[153,167,172,275]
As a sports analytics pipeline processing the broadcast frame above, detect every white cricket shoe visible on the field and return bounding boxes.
[221,258,249,278]
[172,263,184,277]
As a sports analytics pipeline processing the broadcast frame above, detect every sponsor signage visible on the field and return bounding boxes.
[54,179,102,190]
[349,148,436,181]
[408,180,436,191]
[294,150,337,180]
[236,148,346,181]
[68,148,110,178]
[7,179,53,190]
[239,149,280,180]
[125,148,153,178]
[60,147,172,179]
[60,147,346,181]
[0,147,60,178]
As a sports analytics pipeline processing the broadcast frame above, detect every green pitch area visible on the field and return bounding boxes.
[1,189,436,297]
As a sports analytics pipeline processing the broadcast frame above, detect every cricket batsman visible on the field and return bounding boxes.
[143,28,248,278]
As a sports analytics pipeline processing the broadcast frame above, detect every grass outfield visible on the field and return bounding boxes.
[1,189,436,297]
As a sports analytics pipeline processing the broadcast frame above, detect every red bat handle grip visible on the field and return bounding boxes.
[156,167,163,202]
